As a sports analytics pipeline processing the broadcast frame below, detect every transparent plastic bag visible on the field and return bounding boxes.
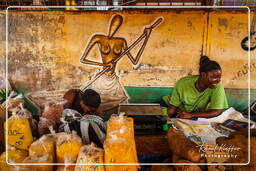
[4,110,33,150]
[0,74,12,90]
[56,131,82,163]
[0,146,28,171]
[107,115,138,162]
[29,133,55,159]
[2,91,24,112]
[41,100,66,124]
[19,129,57,171]
[21,153,53,171]
[38,117,57,137]
[104,114,139,171]
[75,143,104,171]
[14,103,39,138]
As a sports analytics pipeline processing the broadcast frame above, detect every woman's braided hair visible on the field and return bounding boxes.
[199,56,221,74]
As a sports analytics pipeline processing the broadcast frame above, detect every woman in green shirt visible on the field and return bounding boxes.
[161,56,228,119]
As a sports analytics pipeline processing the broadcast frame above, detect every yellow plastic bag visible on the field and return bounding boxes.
[4,110,33,150]
[21,154,53,171]
[29,134,55,159]
[0,146,28,171]
[75,143,104,171]
[104,115,139,171]
[57,164,75,171]
[56,132,82,163]
[104,136,137,171]
[19,132,56,171]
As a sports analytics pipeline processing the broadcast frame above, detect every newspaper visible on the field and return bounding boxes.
[198,107,248,123]
[169,107,255,145]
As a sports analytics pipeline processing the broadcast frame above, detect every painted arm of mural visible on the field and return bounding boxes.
[123,27,152,65]
[80,35,110,67]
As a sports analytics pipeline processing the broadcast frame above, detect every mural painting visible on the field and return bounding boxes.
[79,14,163,110]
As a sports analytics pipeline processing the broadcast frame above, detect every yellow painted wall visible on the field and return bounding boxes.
[0,10,254,91]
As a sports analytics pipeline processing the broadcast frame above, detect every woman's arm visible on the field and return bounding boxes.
[167,105,177,117]
[177,109,222,119]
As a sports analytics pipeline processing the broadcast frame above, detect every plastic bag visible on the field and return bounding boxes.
[18,129,57,171]
[41,100,66,124]
[29,134,55,158]
[13,103,39,138]
[104,114,139,171]
[0,74,12,90]
[2,91,24,112]
[21,154,53,171]
[106,114,138,163]
[75,143,104,171]
[0,146,28,171]
[56,131,82,163]
[38,117,57,137]
[4,110,33,150]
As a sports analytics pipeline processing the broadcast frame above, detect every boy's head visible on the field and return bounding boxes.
[80,89,101,114]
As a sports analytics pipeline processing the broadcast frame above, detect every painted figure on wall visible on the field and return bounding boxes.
[80,14,162,110]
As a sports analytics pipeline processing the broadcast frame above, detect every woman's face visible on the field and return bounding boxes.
[203,69,222,89]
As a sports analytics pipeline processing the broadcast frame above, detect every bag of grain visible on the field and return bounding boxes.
[75,143,104,171]
[21,153,53,171]
[4,110,33,150]
[0,146,28,171]
[56,131,82,170]
[104,114,139,171]
[41,100,66,124]
[38,117,57,137]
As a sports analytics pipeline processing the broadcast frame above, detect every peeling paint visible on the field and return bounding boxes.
[218,18,228,30]
[134,64,169,71]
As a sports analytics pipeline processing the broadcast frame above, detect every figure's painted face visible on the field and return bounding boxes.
[204,69,222,89]
[108,15,123,37]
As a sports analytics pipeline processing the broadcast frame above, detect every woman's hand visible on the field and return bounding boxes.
[177,110,193,119]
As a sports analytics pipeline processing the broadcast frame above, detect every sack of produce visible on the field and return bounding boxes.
[42,100,66,124]
[104,114,139,171]
[4,110,33,150]
[2,92,24,113]
[75,143,104,171]
[38,117,57,137]
[29,133,55,159]
[0,146,28,171]
[56,131,82,163]
[21,153,53,171]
